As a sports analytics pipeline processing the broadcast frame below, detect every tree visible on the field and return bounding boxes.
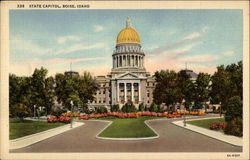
[30,67,55,116]
[78,72,99,109]
[153,70,181,107]
[193,73,211,110]
[210,61,242,113]
[177,71,195,110]
[11,103,32,120]
[224,96,242,122]
[55,72,98,112]
[43,76,55,115]
[9,74,33,116]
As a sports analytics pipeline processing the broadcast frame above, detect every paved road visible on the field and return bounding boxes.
[11,117,242,152]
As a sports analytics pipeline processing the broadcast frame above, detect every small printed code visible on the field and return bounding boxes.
[227,154,240,158]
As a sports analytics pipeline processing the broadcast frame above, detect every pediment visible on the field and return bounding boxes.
[117,72,139,79]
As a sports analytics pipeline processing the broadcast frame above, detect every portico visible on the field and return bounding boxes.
[116,80,141,104]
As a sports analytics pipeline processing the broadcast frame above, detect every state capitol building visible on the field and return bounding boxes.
[86,18,197,109]
[88,18,155,108]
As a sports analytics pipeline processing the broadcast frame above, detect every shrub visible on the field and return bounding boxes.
[121,103,136,113]
[149,103,158,112]
[110,104,120,112]
[96,106,108,114]
[225,96,242,122]
[52,107,67,118]
[138,103,145,112]
[224,117,243,137]
[144,105,149,111]
[157,105,164,113]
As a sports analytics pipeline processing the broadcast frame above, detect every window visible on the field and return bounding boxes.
[99,100,101,103]
[147,91,150,97]
[147,82,149,86]
[103,90,106,94]
[103,100,106,103]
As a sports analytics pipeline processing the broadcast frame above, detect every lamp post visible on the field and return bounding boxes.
[183,99,186,127]
[34,105,36,119]
[219,102,222,117]
[70,100,74,128]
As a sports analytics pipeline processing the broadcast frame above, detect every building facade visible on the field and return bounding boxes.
[89,18,155,108]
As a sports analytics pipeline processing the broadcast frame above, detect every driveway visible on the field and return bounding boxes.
[11,116,242,152]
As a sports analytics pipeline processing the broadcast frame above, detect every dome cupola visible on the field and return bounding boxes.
[116,17,141,44]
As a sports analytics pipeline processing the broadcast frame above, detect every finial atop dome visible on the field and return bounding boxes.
[126,17,131,28]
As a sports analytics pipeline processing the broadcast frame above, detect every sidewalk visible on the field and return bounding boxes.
[10,122,84,149]
[172,117,242,146]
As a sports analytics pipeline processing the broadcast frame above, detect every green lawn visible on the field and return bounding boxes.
[186,118,225,130]
[9,118,66,140]
[98,116,163,138]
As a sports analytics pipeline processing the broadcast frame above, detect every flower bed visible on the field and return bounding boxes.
[79,112,183,120]
[61,112,80,117]
[175,110,206,116]
[47,115,71,123]
[209,122,226,130]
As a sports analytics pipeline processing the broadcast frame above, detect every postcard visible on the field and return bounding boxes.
[0,1,249,160]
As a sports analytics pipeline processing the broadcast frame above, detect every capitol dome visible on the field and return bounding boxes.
[116,17,141,44]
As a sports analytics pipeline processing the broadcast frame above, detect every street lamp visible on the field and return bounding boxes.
[34,105,36,119]
[182,99,186,127]
[70,100,74,128]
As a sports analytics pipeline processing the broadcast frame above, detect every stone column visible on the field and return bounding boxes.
[126,55,128,67]
[142,56,144,68]
[129,55,130,67]
[117,82,119,103]
[131,83,134,102]
[141,56,143,68]
[139,56,141,67]
[123,55,125,67]
[124,83,127,103]
[116,56,118,67]
[118,56,120,67]
[138,82,141,103]
[137,56,139,67]
[133,56,135,66]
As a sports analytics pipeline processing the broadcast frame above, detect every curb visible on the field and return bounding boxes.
[10,122,84,149]
[172,118,242,147]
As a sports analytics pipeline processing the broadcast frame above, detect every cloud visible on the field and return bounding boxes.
[177,55,218,63]
[182,32,201,40]
[44,57,107,65]
[223,50,235,56]
[149,32,202,55]
[56,35,81,44]
[94,25,104,32]
[10,57,108,76]
[201,26,209,33]
[55,43,106,55]
[11,36,52,55]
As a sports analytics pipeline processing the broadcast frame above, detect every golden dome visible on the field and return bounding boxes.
[116,18,140,44]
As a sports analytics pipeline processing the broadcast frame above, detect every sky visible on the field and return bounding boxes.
[10,9,243,76]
